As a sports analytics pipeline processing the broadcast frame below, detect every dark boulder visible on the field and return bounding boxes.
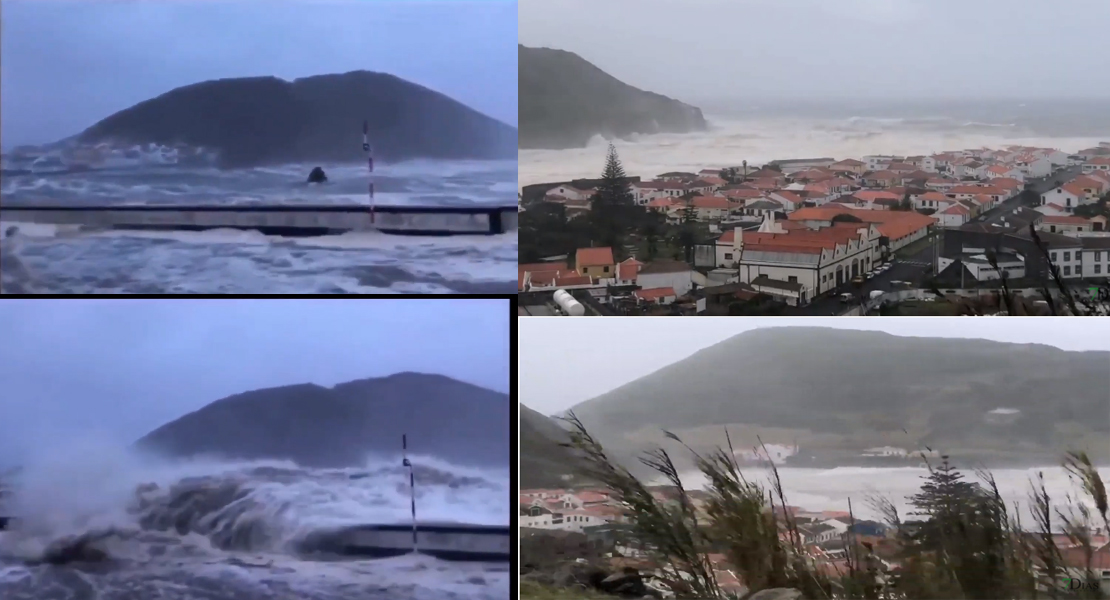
[307,166,327,183]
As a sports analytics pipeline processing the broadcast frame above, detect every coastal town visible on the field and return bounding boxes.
[519,143,1110,316]
[521,483,1110,598]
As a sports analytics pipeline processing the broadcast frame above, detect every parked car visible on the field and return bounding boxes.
[851,276,864,284]
[839,292,855,303]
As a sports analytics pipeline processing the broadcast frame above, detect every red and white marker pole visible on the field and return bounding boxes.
[363,120,375,224]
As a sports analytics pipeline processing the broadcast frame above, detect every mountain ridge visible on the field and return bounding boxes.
[558,327,1110,469]
[75,70,518,168]
[134,371,510,468]
[519,45,707,150]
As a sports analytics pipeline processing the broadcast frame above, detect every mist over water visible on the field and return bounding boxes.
[0,439,509,600]
[519,99,1110,189]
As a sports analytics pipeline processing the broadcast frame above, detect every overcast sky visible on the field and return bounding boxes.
[0,0,517,148]
[520,318,1110,415]
[519,0,1110,104]
[0,299,508,466]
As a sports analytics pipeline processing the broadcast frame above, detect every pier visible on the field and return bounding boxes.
[0,204,518,237]
[300,522,511,562]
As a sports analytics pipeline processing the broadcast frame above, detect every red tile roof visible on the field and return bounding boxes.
[692,195,731,209]
[576,247,614,268]
[1042,215,1092,224]
[1062,183,1088,197]
[647,197,681,209]
[854,190,900,202]
[616,260,640,282]
[635,287,676,301]
[788,206,935,241]
[519,262,568,274]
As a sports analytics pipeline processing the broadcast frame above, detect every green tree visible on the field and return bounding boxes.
[682,200,698,224]
[588,144,637,257]
[643,219,662,261]
[897,192,913,211]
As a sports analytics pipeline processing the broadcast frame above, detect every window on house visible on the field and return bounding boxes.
[1096,252,1103,261]
[1096,264,1103,274]
[1063,252,1070,261]
[725,253,733,260]
[1076,266,1082,276]
[1050,225,1057,232]
[788,276,798,283]
[1064,266,1071,276]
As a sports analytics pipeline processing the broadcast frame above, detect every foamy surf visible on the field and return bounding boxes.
[0,157,516,294]
[519,113,1109,189]
[0,449,509,600]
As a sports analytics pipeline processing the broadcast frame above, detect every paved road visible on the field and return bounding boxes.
[973,166,1083,227]
[785,165,1083,315]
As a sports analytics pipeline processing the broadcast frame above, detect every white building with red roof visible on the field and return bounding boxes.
[1082,156,1110,174]
[714,214,885,304]
[633,287,677,305]
[630,180,686,205]
[1040,184,1087,212]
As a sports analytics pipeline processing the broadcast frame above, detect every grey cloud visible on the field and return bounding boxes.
[519,0,1110,104]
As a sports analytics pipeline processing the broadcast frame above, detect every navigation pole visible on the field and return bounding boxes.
[363,120,375,224]
[402,434,417,553]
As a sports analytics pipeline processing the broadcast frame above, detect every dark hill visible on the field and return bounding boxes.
[519,45,707,150]
[134,372,509,467]
[566,327,1110,467]
[520,403,594,488]
[77,71,517,168]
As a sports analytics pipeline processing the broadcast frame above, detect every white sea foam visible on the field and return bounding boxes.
[519,115,1108,189]
[676,465,1110,526]
[0,437,509,599]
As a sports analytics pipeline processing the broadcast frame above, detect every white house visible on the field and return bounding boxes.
[1046,241,1087,278]
[936,203,972,228]
[1015,155,1054,178]
[767,191,803,212]
[1080,238,1110,278]
[1039,215,1097,236]
[1082,156,1110,173]
[637,260,696,296]
[633,286,678,305]
[631,181,686,205]
[861,446,907,457]
[863,155,901,171]
[1041,185,1085,212]
[545,185,594,203]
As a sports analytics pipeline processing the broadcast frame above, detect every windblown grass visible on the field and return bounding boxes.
[558,413,1108,600]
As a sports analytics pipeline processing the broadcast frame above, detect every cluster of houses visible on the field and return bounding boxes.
[522,486,1110,597]
[521,143,1110,310]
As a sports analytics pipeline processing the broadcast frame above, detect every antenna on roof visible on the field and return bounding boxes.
[402,434,417,553]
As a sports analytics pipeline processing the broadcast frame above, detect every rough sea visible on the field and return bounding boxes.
[0,447,509,600]
[519,98,1110,188]
[0,158,517,294]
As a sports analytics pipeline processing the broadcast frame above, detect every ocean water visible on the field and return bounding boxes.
[519,99,1110,188]
[676,465,1110,527]
[0,447,510,600]
[0,159,517,294]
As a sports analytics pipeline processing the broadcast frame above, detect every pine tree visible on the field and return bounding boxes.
[589,144,636,254]
[909,457,981,522]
